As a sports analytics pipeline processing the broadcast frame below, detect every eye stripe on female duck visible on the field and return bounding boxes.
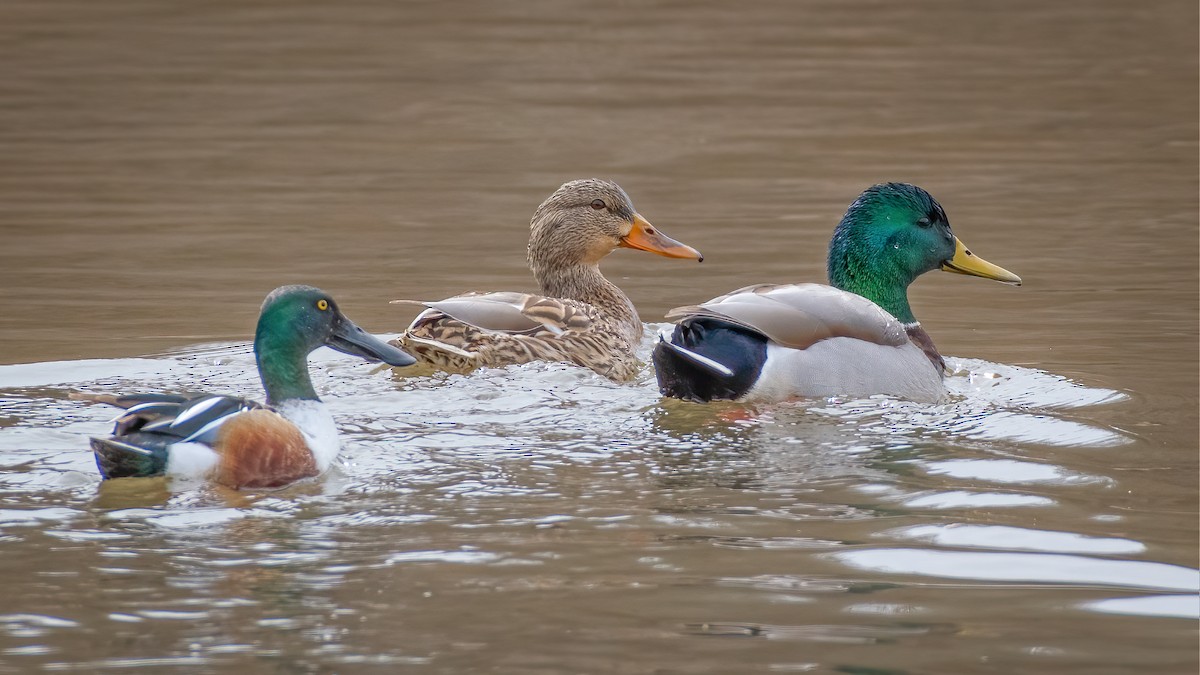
[653,183,1021,403]
[72,285,415,489]
[391,179,703,381]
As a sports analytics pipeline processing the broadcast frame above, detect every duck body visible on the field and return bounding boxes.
[653,183,1021,403]
[84,394,339,489]
[655,284,945,402]
[399,290,643,381]
[75,285,414,489]
[393,179,702,382]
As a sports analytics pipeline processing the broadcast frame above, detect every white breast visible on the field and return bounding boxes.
[274,400,342,472]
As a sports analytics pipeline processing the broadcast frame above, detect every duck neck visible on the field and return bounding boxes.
[255,332,319,406]
[533,261,640,338]
[827,239,918,325]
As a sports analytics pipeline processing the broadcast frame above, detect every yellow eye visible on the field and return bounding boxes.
[316,299,329,311]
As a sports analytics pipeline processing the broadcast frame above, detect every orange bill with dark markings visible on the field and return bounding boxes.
[619,214,703,261]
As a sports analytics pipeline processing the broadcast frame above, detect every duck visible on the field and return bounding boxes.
[71,285,415,489]
[652,182,1021,403]
[391,179,703,381]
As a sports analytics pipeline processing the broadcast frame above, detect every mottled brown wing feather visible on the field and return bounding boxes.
[392,292,635,380]
[518,295,591,332]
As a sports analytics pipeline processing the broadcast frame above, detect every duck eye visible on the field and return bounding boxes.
[316,299,329,311]
[917,217,932,228]
[590,199,606,210]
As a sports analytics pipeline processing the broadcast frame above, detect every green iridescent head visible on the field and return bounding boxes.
[827,183,1020,324]
[254,285,414,404]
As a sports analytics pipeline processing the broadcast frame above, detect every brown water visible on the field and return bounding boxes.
[1,0,1197,672]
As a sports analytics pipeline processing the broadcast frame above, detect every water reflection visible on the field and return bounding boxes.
[0,335,1146,515]
[2,334,1182,671]
[831,548,1200,593]
[1081,595,1200,620]
[884,524,1146,555]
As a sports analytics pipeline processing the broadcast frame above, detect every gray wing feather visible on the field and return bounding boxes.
[400,292,589,335]
[665,283,907,349]
[424,295,544,333]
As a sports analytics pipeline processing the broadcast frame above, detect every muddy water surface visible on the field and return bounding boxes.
[1,1,1197,673]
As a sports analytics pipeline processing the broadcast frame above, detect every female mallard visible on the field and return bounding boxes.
[652,183,1021,403]
[72,285,415,489]
[392,179,703,381]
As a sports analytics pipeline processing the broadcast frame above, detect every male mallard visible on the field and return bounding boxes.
[653,183,1020,403]
[392,179,703,381]
[72,285,415,489]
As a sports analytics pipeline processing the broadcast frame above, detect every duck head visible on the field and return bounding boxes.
[527,179,702,275]
[255,285,415,403]
[827,183,1020,323]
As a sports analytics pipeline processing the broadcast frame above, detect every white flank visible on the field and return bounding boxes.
[165,442,220,478]
[275,400,341,472]
[745,340,945,403]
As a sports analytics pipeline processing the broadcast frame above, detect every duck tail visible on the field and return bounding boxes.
[90,435,169,479]
[652,319,768,403]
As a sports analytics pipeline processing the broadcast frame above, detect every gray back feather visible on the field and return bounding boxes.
[414,291,592,335]
[665,283,907,349]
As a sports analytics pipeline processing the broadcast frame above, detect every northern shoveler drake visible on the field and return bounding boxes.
[72,285,415,489]
[653,183,1021,403]
[391,179,702,381]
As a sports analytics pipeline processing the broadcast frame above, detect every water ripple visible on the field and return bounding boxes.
[831,548,1200,592]
[1081,595,1200,620]
[883,524,1146,555]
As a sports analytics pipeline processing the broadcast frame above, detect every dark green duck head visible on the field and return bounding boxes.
[827,183,1020,324]
[254,285,415,404]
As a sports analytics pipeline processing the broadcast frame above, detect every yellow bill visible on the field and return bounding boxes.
[941,237,1021,285]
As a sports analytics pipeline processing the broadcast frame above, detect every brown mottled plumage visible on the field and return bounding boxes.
[392,179,702,381]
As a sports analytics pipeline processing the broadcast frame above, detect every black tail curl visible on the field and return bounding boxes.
[651,319,768,403]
